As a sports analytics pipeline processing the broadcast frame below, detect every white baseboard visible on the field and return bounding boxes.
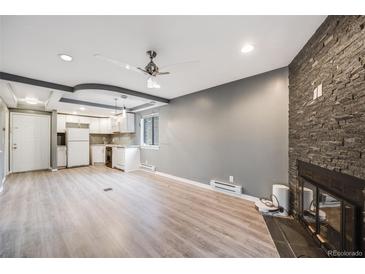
[155,171,212,190]
[152,170,259,203]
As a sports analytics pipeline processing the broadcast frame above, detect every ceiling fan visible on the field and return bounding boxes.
[94,50,198,89]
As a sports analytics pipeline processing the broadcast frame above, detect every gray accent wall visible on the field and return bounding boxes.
[137,67,289,198]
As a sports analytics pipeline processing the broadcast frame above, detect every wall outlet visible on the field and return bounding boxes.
[229,176,234,183]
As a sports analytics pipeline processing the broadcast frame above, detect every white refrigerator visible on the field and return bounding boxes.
[66,128,90,167]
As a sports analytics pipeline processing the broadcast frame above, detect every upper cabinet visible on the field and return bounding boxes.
[79,116,91,124]
[111,113,135,133]
[57,114,67,133]
[99,118,112,134]
[89,117,99,134]
[57,114,119,134]
[65,115,80,124]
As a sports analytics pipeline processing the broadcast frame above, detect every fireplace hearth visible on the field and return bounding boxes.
[297,160,365,257]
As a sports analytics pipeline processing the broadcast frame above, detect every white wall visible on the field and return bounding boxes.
[0,97,9,192]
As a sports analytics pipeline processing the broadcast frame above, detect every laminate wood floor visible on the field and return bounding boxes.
[0,166,278,258]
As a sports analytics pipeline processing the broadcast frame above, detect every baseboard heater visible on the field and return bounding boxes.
[140,163,156,172]
[210,180,242,195]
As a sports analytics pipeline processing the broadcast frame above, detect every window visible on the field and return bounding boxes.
[141,114,159,149]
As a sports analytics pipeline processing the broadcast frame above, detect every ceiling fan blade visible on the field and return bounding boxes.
[137,67,149,75]
[157,72,170,75]
[160,60,199,70]
[94,54,143,74]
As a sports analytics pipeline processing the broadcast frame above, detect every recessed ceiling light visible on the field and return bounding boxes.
[72,111,77,115]
[79,106,85,111]
[58,54,73,62]
[241,44,254,53]
[25,97,39,105]
[125,64,130,70]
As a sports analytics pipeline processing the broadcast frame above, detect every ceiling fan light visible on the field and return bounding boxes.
[147,77,160,89]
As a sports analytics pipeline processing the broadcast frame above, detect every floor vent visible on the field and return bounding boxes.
[140,163,156,172]
[104,188,113,192]
[210,180,242,195]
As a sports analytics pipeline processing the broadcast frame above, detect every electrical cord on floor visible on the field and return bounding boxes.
[259,194,285,213]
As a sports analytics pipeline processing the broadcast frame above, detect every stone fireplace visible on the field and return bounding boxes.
[289,16,365,257]
[298,161,364,256]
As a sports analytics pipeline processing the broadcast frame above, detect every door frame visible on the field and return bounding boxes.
[10,111,51,173]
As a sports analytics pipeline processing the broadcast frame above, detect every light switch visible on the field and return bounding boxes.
[313,87,318,100]
[317,83,323,97]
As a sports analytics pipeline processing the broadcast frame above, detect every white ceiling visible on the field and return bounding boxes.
[0,15,326,101]
[0,80,166,116]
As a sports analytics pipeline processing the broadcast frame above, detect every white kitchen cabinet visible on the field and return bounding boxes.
[66,115,80,123]
[99,118,112,134]
[91,145,105,165]
[115,147,125,169]
[79,116,91,124]
[57,114,117,134]
[57,146,67,167]
[111,117,119,133]
[112,146,140,172]
[111,113,135,133]
[122,113,135,133]
[89,117,100,133]
[57,114,67,133]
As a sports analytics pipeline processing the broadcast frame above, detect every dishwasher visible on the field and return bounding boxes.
[105,146,113,168]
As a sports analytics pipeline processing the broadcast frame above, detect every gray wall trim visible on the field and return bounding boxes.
[130,102,156,112]
[59,97,126,110]
[73,83,170,103]
[0,72,73,92]
[0,72,170,103]
[9,108,52,115]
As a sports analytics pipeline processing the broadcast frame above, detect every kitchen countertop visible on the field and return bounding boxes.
[91,144,140,148]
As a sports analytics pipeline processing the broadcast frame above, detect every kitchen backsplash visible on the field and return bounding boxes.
[112,133,137,145]
[90,133,137,145]
[90,134,112,145]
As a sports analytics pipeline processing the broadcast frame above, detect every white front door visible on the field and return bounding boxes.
[11,112,50,173]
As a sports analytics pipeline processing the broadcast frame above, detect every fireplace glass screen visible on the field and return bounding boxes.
[301,181,317,234]
[299,178,359,255]
[298,161,364,257]
[318,190,341,250]
[344,202,356,251]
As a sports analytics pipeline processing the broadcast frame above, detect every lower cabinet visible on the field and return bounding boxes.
[112,147,140,172]
[57,146,67,167]
[91,145,105,165]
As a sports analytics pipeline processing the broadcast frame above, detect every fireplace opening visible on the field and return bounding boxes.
[297,161,364,257]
